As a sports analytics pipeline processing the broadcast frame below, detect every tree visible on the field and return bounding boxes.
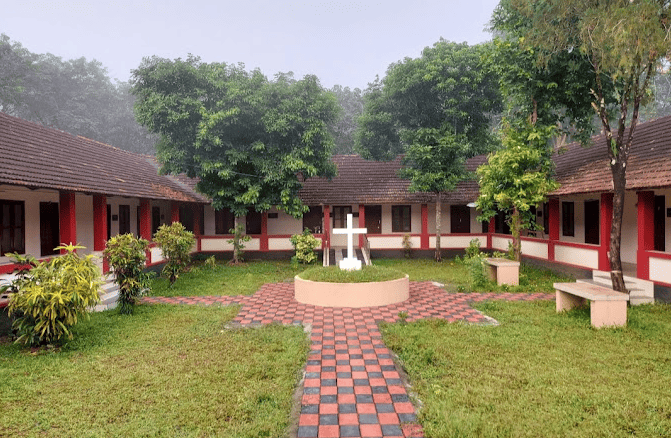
[356,40,502,261]
[329,85,364,154]
[477,123,560,261]
[131,56,338,259]
[494,0,671,292]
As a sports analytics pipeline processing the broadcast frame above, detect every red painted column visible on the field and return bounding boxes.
[548,199,560,262]
[358,204,366,248]
[93,195,108,272]
[260,211,269,252]
[487,218,495,249]
[421,204,429,250]
[323,205,331,250]
[637,191,655,280]
[171,202,180,223]
[139,199,152,241]
[599,193,613,271]
[59,191,77,253]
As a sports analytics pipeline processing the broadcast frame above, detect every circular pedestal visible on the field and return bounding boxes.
[294,275,409,308]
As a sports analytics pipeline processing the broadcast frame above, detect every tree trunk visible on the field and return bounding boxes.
[435,192,442,262]
[511,206,522,262]
[233,216,241,264]
[609,163,627,292]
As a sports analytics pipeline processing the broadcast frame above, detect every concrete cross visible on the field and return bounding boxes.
[332,213,367,270]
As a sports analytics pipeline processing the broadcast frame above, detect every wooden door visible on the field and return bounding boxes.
[40,202,59,256]
[655,195,665,251]
[119,205,131,235]
[584,200,599,245]
[365,205,381,234]
[450,205,471,234]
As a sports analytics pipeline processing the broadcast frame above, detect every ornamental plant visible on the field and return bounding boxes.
[8,244,102,346]
[104,233,152,314]
[290,228,320,265]
[153,222,196,285]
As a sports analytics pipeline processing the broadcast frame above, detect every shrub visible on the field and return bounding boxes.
[402,234,413,258]
[290,229,320,265]
[153,222,196,285]
[8,244,102,346]
[104,233,152,315]
[465,238,482,259]
[227,223,251,264]
[468,254,490,289]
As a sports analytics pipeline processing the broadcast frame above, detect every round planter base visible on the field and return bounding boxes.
[294,275,409,308]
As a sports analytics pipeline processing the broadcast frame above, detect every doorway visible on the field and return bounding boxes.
[655,195,665,251]
[40,202,60,256]
[584,200,600,245]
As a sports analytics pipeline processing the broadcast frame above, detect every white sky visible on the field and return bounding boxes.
[1,0,500,90]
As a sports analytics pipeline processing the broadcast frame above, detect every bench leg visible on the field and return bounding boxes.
[496,266,519,286]
[486,264,497,283]
[556,290,585,312]
[590,300,627,328]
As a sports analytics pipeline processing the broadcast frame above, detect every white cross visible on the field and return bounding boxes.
[332,213,367,270]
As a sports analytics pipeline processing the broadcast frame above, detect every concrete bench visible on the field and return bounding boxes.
[554,282,629,328]
[485,258,520,286]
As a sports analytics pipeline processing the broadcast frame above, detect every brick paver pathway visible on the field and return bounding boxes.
[143,282,552,437]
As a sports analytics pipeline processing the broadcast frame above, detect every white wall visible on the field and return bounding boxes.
[267,208,303,236]
[75,193,94,254]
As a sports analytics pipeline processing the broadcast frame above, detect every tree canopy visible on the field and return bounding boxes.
[329,85,364,155]
[131,56,339,219]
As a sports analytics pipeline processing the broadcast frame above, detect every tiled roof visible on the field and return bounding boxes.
[551,115,671,195]
[299,155,484,205]
[0,112,208,203]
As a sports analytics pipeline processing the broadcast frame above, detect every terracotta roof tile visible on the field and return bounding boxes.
[0,112,208,203]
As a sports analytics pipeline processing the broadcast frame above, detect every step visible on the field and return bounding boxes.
[591,270,654,305]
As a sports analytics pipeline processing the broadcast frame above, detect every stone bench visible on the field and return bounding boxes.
[485,258,520,286]
[554,282,629,328]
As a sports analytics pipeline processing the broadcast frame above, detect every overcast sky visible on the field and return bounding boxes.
[1,0,500,90]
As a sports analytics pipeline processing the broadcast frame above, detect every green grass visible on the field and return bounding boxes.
[0,305,308,438]
[374,258,573,292]
[381,301,671,438]
[150,259,301,297]
[298,265,406,283]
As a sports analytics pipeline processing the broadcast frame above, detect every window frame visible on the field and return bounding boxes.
[391,205,412,233]
[0,200,26,255]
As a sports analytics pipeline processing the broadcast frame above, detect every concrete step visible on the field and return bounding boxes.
[586,272,655,306]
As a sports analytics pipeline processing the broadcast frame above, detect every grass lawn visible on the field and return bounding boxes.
[150,259,301,297]
[381,301,671,438]
[0,305,308,438]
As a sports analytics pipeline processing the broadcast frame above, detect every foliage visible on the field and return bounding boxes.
[227,223,251,264]
[0,34,157,154]
[104,233,152,315]
[131,56,338,222]
[356,40,502,261]
[290,228,320,265]
[0,305,308,437]
[402,234,413,259]
[464,238,483,259]
[477,123,559,261]
[204,255,217,269]
[492,0,671,290]
[329,84,364,154]
[381,303,671,437]
[2,252,38,294]
[7,244,101,346]
[298,265,406,283]
[153,222,195,285]
[468,255,491,289]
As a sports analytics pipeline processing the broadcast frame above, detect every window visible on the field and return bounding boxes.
[562,202,574,237]
[303,206,322,233]
[392,205,411,232]
[0,200,25,255]
[246,210,263,234]
[119,205,131,235]
[332,206,352,229]
[215,208,236,234]
[179,205,195,232]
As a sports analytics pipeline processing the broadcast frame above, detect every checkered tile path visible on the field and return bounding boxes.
[142,282,552,437]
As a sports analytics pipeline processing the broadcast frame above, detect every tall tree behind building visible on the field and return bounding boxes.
[0,34,157,154]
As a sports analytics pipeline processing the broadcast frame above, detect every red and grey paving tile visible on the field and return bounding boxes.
[142,282,552,437]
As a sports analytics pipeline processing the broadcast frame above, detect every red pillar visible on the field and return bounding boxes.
[171,202,180,223]
[139,199,152,241]
[637,191,655,280]
[548,199,559,261]
[93,195,108,272]
[358,204,366,248]
[487,218,495,249]
[260,211,269,252]
[323,205,331,249]
[421,204,429,250]
[59,191,77,253]
[599,193,613,271]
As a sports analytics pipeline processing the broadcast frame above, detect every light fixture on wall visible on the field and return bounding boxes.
[466,202,477,208]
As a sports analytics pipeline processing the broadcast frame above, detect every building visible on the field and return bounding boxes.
[1,111,670,298]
